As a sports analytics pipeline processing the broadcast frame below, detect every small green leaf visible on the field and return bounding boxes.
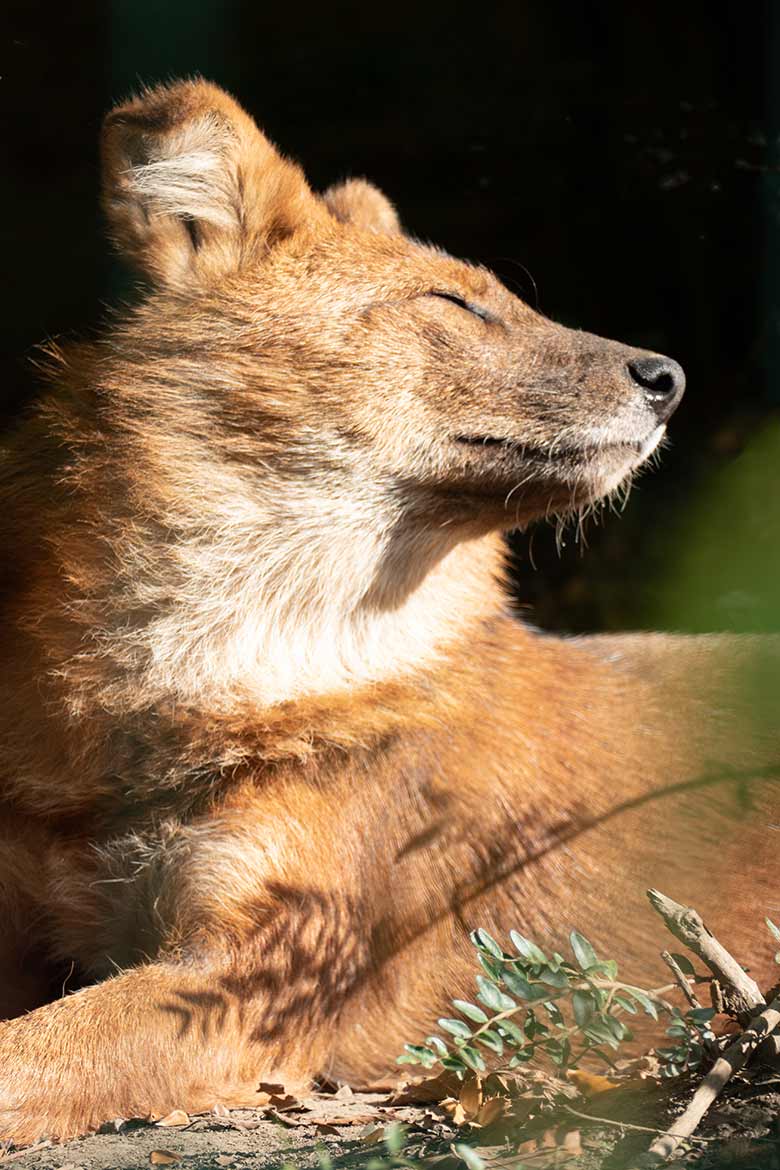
[441,1054,467,1074]
[475,1028,504,1055]
[688,1007,716,1024]
[476,975,515,1012]
[570,931,598,971]
[510,931,548,965]
[459,1045,487,1073]
[401,1043,437,1066]
[538,965,569,988]
[572,990,594,1028]
[426,1035,449,1056]
[497,1018,526,1045]
[605,1015,628,1041]
[624,987,659,1020]
[501,968,533,999]
[439,1018,473,1039]
[453,1000,489,1024]
[614,994,638,1015]
[544,1001,564,1027]
[587,959,618,980]
[477,953,504,982]
[583,1018,620,1048]
[545,1037,571,1067]
[470,929,504,959]
[453,1142,486,1170]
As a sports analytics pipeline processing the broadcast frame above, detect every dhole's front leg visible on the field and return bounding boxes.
[0,957,317,1145]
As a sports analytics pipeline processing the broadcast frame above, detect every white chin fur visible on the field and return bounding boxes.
[587,425,666,498]
[637,424,666,461]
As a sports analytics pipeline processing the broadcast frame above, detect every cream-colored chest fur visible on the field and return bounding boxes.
[114,464,501,711]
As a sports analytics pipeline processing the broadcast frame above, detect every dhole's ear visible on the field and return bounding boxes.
[323,179,402,235]
[102,79,327,286]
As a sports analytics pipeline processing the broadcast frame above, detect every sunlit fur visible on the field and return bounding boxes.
[0,80,776,1144]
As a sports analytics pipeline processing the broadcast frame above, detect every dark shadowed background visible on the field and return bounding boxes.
[4,1,780,634]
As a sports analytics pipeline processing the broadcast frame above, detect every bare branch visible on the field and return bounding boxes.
[647,890,764,1020]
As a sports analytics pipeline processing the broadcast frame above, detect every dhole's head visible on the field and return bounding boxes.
[102,80,684,541]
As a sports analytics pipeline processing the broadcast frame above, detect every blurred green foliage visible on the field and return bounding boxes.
[652,420,780,634]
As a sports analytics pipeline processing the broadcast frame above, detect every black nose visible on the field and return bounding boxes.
[627,355,685,422]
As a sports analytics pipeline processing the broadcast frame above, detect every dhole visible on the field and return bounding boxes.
[0,79,777,1144]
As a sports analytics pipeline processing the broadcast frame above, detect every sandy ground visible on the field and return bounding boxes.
[6,1080,780,1170]
[4,1113,343,1170]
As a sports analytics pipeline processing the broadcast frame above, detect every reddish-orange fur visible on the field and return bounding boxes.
[0,80,776,1143]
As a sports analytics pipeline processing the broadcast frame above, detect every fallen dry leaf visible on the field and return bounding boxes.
[567,1069,620,1096]
[155,1110,190,1128]
[458,1074,483,1120]
[562,1128,582,1156]
[392,1070,461,1105]
[244,1082,295,1110]
[440,1097,468,1126]
[265,1092,299,1111]
[255,1081,287,1096]
[149,1153,181,1166]
[475,1096,506,1127]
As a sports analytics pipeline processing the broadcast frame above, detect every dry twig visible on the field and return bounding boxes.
[644,994,780,1163]
[643,890,780,1163]
[660,949,701,1009]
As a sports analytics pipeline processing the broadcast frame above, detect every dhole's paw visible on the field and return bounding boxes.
[0,1091,75,1147]
[0,1053,100,1146]
[0,1099,101,1147]
[0,1104,55,1148]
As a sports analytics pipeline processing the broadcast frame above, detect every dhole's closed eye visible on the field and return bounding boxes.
[424,290,501,325]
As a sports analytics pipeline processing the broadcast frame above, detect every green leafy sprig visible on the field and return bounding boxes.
[398,928,670,1078]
